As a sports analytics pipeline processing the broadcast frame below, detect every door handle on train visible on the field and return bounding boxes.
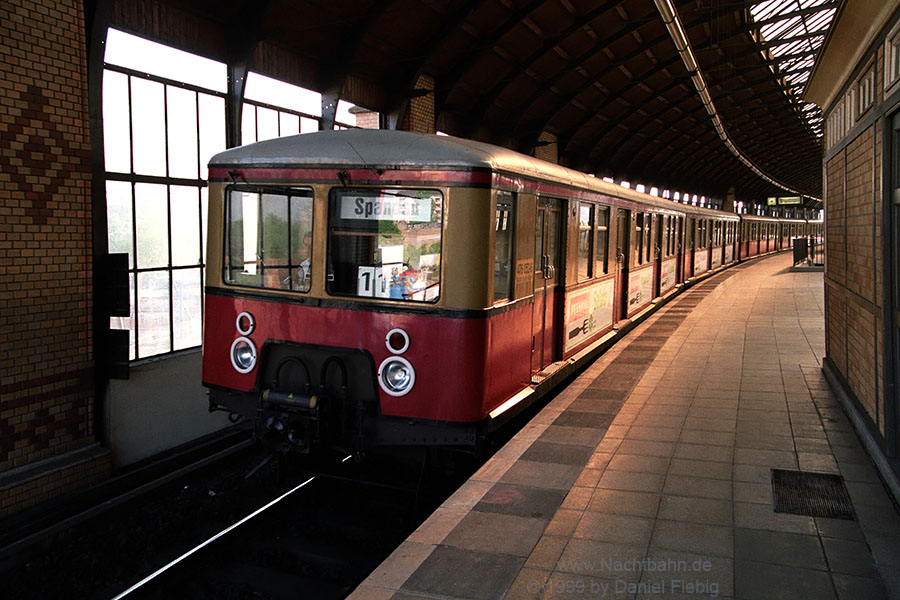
[616,252,625,264]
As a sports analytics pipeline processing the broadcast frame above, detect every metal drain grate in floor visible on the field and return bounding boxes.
[771,469,856,520]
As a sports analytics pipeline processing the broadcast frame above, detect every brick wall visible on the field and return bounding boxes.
[401,74,435,134]
[0,0,109,515]
[824,122,885,438]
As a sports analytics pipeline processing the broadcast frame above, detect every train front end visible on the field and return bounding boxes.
[201,132,499,457]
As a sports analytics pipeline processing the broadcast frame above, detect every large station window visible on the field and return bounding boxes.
[224,188,314,292]
[103,29,226,359]
[327,188,442,302]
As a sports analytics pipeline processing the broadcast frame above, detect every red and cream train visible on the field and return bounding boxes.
[201,130,821,455]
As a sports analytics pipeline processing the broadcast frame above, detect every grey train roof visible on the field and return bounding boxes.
[210,129,738,219]
[210,129,586,181]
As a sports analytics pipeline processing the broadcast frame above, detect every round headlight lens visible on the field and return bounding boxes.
[378,357,415,396]
[230,336,257,374]
[236,311,255,335]
[385,327,410,354]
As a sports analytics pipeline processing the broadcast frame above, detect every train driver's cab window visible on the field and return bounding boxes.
[494,191,516,302]
[224,187,314,292]
[326,188,442,302]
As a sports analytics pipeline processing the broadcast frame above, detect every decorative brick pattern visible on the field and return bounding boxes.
[0,0,108,512]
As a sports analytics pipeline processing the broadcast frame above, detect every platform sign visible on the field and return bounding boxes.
[565,278,614,351]
[693,249,708,275]
[660,258,676,293]
[627,267,653,310]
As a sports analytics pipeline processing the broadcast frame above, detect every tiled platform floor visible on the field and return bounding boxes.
[351,253,900,600]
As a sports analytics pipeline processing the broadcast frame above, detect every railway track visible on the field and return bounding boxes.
[0,443,473,600]
[114,449,472,599]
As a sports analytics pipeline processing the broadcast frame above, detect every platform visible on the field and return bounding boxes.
[351,252,900,600]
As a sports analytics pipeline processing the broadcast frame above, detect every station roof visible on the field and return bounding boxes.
[101,0,836,209]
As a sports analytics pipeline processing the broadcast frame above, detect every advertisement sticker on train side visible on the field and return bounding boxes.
[565,279,615,351]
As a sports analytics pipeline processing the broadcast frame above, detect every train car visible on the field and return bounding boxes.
[739,214,781,259]
[201,129,776,457]
[679,210,740,281]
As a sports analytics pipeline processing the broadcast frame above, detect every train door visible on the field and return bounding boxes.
[615,208,630,323]
[656,215,665,297]
[532,197,564,373]
[675,215,684,283]
[684,216,694,279]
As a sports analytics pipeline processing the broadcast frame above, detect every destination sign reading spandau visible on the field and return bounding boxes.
[341,195,433,222]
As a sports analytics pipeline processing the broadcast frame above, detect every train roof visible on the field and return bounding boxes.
[210,129,573,176]
[210,129,738,220]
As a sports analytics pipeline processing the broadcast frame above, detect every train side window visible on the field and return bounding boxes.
[595,205,609,275]
[577,202,594,281]
[494,191,516,302]
[224,187,314,292]
[645,214,653,263]
[326,187,443,302]
[634,213,645,265]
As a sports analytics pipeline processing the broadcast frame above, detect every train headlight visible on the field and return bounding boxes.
[378,356,415,396]
[230,336,257,374]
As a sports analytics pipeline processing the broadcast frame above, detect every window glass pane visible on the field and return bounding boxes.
[198,94,225,180]
[110,273,136,360]
[105,28,226,93]
[224,188,314,292]
[102,70,131,173]
[172,267,202,350]
[301,116,319,133]
[578,203,593,280]
[336,100,356,127]
[634,213,644,265]
[166,86,199,179]
[327,188,442,302]
[257,106,280,141]
[137,270,171,358]
[290,195,314,292]
[494,192,515,301]
[135,183,169,269]
[242,104,257,144]
[171,186,201,266]
[107,181,134,268]
[595,206,609,274]
[245,72,322,116]
[645,214,652,262]
[280,112,300,136]
[130,78,167,176]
